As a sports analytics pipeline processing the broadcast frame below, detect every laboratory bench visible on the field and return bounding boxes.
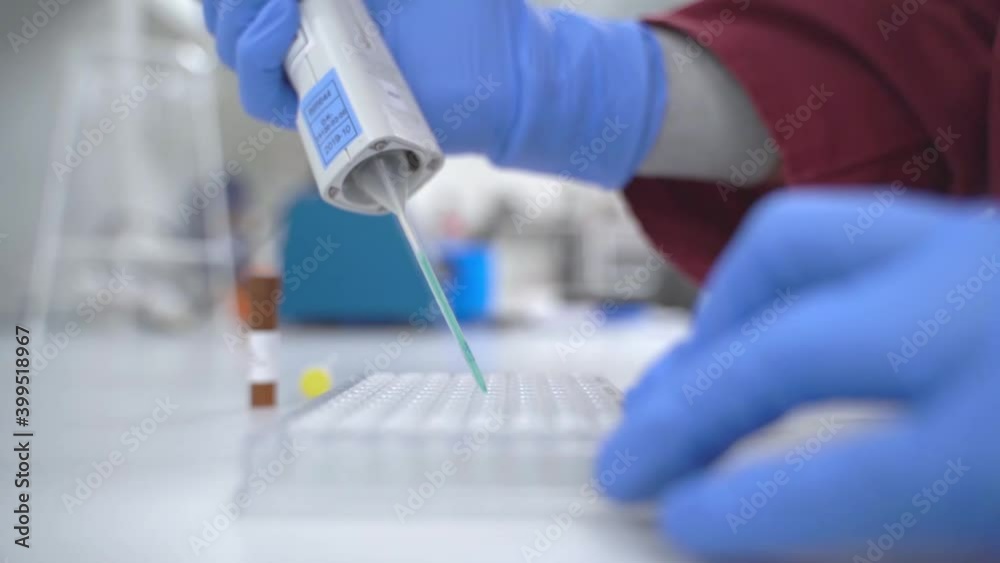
[1,307,887,563]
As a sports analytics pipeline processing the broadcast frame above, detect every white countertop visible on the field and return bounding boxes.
[4,307,884,562]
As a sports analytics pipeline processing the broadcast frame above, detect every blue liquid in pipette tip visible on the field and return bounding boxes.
[367,156,488,393]
[403,215,488,394]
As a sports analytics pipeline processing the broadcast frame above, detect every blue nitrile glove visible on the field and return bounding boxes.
[203,0,666,188]
[596,190,1000,560]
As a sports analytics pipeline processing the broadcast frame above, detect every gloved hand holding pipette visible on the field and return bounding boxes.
[202,0,667,189]
[204,0,668,395]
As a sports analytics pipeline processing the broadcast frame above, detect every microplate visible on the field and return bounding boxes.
[242,372,624,518]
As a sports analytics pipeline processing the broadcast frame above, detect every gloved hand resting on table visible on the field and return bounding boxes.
[203,0,666,188]
[596,190,1000,560]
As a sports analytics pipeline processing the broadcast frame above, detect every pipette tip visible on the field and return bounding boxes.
[472,369,488,394]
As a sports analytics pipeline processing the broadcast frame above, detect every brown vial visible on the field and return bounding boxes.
[245,274,281,408]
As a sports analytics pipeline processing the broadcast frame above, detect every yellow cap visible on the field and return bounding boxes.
[299,367,334,399]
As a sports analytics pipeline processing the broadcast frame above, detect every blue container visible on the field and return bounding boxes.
[440,241,494,321]
[280,193,493,324]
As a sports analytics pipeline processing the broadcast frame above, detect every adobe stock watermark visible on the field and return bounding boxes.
[7,0,74,54]
[214,0,248,20]
[556,250,668,360]
[360,276,468,376]
[393,408,505,522]
[520,450,638,561]
[511,172,573,234]
[546,0,589,21]
[570,118,629,175]
[554,300,619,361]
[878,0,930,41]
[51,64,171,183]
[727,417,844,533]
[682,288,800,404]
[434,76,502,146]
[222,236,341,355]
[718,84,834,201]
[511,117,630,233]
[339,0,414,58]
[31,269,136,373]
[189,438,306,556]
[843,126,960,243]
[179,105,297,225]
[61,397,179,514]
[223,244,466,373]
[852,459,970,562]
[669,0,752,73]
[887,253,999,373]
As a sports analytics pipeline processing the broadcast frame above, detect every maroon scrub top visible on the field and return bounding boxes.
[628,0,1000,283]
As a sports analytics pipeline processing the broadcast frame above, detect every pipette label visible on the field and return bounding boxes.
[302,69,362,167]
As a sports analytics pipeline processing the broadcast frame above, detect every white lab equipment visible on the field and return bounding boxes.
[243,372,626,517]
[285,0,444,215]
[26,37,236,335]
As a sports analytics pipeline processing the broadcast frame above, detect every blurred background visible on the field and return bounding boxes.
[0,0,696,328]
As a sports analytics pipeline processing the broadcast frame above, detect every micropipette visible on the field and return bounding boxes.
[281,0,486,392]
[354,156,488,394]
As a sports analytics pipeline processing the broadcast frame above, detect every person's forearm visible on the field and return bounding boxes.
[638,28,778,187]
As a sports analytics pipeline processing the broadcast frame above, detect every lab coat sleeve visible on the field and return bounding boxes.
[627,0,1000,283]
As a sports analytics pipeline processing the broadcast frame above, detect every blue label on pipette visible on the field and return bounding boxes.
[301,69,362,167]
